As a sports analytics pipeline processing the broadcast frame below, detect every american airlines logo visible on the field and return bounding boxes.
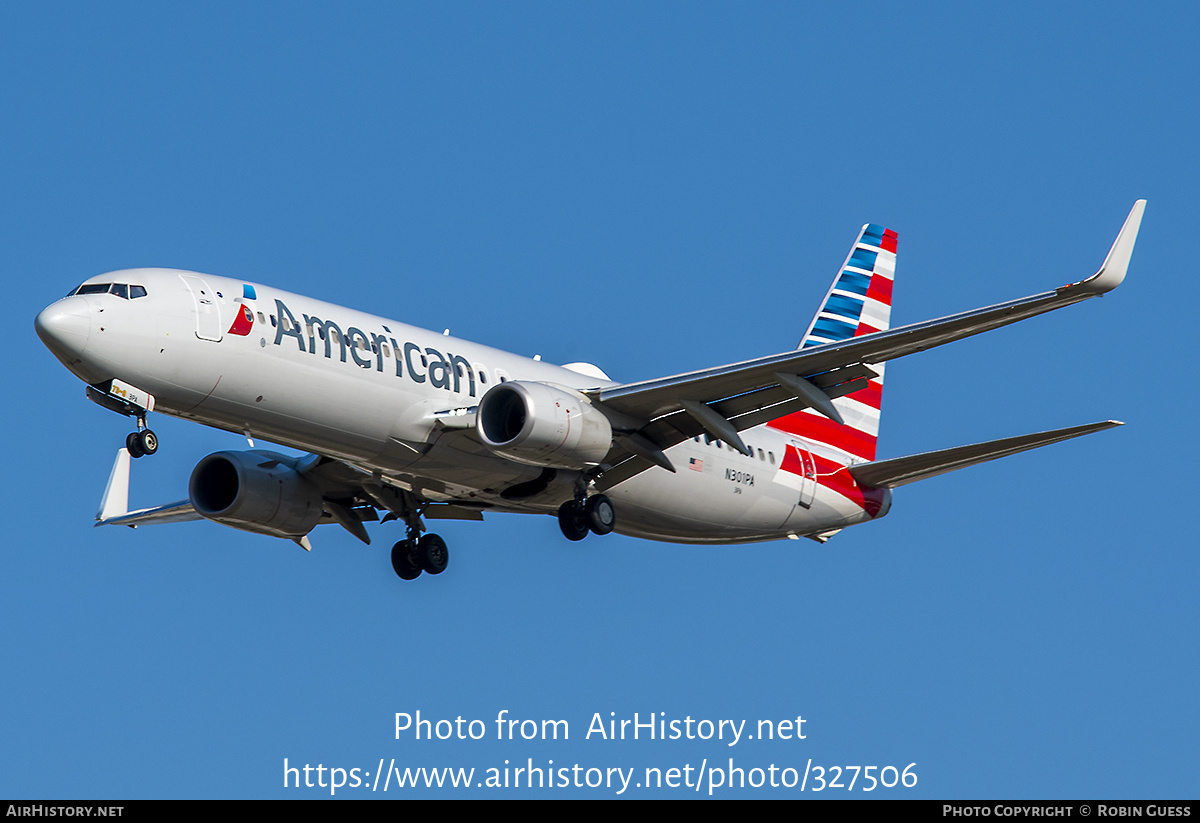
[272,299,481,397]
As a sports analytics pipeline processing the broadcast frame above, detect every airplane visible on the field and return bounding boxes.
[34,201,1145,581]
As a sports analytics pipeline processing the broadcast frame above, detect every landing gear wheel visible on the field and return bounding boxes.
[137,429,158,456]
[125,431,144,458]
[585,494,616,535]
[391,540,422,580]
[557,501,589,541]
[418,533,449,575]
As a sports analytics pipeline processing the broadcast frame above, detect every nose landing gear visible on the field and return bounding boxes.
[125,414,158,459]
[86,380,160,459]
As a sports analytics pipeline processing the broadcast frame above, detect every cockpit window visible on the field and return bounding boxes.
[66,282,148,299]
[74,283,112,295]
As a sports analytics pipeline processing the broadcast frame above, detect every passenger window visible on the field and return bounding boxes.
[758,449,765,461]
[768,452,775,465]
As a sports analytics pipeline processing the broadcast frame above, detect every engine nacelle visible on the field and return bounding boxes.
[188,450,324,539]
[476,381,613,470]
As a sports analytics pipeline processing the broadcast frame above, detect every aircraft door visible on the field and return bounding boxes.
[785,440,817,509]
[179,274,223,342]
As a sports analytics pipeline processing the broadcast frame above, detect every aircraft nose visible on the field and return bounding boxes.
[35,297,91,361]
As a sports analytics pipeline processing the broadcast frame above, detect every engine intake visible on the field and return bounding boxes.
[189,450,323,539]
[477,381,613,470]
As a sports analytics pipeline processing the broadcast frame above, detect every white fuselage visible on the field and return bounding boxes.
[38,268,888,544]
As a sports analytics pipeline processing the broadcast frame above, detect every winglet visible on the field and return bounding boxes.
[97,448,131,522]
[1072,200,1145,295]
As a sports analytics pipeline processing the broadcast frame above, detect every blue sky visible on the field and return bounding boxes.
[3,2,1196,798]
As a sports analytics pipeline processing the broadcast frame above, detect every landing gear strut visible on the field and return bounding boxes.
[558,493,616,541]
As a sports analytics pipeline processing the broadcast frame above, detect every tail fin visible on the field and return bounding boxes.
[769,223,896,462]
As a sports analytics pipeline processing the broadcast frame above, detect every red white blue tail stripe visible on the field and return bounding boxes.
[769,223,896,468]
[799,223,896,348]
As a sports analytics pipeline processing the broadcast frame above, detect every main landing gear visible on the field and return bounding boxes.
[125,414,158,459]
[363,483,450,582]
[391,533,449,580]
[557,493,615,542]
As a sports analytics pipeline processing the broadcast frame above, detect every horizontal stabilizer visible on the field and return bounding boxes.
[849,421,1123,489]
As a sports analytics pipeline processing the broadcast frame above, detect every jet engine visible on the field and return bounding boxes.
[188,450,324,539]
[476,381,613,470]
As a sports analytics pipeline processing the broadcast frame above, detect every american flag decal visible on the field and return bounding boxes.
[689,457,704,472]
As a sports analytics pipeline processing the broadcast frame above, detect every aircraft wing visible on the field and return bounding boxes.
[592,201,1144,489]
[94,448,203,527]
[98,500,201,527]
[93,446,479,548]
